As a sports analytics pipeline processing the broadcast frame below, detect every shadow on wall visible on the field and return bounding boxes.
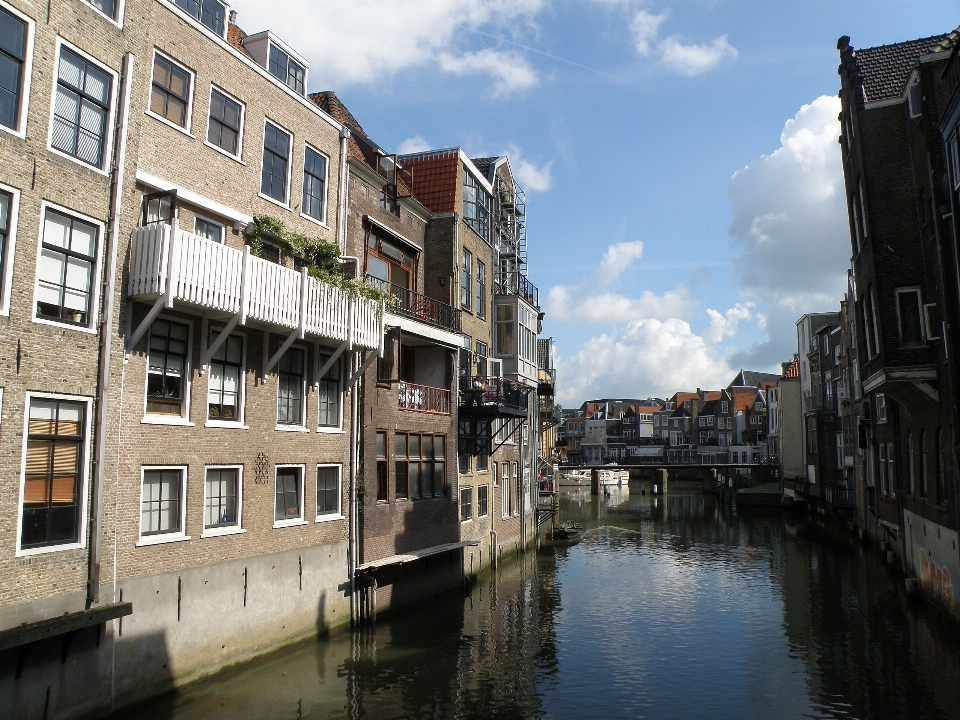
[0,626,174,720]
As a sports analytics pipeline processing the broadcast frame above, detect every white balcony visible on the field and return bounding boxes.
[128,224,382,350]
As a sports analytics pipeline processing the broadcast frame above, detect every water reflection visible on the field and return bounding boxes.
[112,486,960,720]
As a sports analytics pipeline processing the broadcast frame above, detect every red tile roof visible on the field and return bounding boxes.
[401,153,459,214]
[783,356,800,378]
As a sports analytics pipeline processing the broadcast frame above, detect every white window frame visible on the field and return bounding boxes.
[478,483,489,518]
[275,341,309,432]
[875,393,887,424]
[32,201,105,334]
[274,463,306,528]
[894,287,925,345]
[16,392,93,556]
[141,314,194,426]
[204,83,245,162]
[300,142,330,228]
[204,324,248,428]
[137,465,190,546]
[460,485,473,523]
[512,462,520,517]
[0,0,34,139]
[46,38,118,175]
[950,133,960,191]
[315,463,343,522]
[316,347,344,433]
[194,214,225,244]
[501,461,510,518]
[0,181,20,316]
[146,49,195,136]
[81,0,126,28]
[201,464,244,538]
[258,117,293,209]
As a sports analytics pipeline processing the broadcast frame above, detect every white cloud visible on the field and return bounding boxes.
[548,285,695,324]
[702,303,754,345]
[659,35,738,76]
[622,6,736,75]
[231,0,543,95]
[397,136,432,155]
[726,94,848,368]
[556,317,739,403]
[505,144,554,192]
[630,9,669,56]
[598,240,646,280]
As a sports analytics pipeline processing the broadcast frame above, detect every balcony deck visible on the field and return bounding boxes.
[128,224,382,349]
[459,376,529,418]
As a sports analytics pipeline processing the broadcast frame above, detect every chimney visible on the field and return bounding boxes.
[229,9,237,24]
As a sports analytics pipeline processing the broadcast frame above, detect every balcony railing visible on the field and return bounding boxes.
[398,381,451,414]
[824,485,854,507]
[495,270,538,307]
[366,275,460,333]
[128,224,382,349]
[459,376,529,416]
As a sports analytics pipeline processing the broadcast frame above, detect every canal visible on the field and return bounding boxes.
[114,487,960,720]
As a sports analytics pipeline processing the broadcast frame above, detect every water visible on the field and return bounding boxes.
[116,487,960,720]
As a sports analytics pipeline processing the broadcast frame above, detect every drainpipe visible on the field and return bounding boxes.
[337,128,351,254]
[88,52,134,608]
[348,349,359,627]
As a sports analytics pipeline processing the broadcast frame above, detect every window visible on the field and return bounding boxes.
[461,248,472,309]
[496,303,516,355]
[316,465,341,518]
[462,168,490,240]
[459,452,471,474]
[204,467,239,531]
[875,394,887,424]
[950,134,960,191]
[140,468,185,538]
[936,429,945,503]
[864,289,880,357]
[195,217,223,243]
[277,347,305,426]
[261,121,290,203]
[395,434,409,500]
[476,261,485,317]
[268,43,305,95]
[501,462,511,516]
[365,229,414,291]
[0,187,15,310]
[513,462,520,516]
[460,486,473,522]
[149,53,191,128]
[475,340,488,377]
[51,45,112,168]
[84,0,119,21]
[394,432,445,500]
[302,146,327,222]
[895,288,924,345]
[908,433,916,495]
[920,430,928,497]
[21,398,87,550]
[376,431,388,502]
[477,450,489,472]
[36,208,99,327]
[146,319,189,416]
[887,443,896,498]
[317,352,341,428]
[493,462,500,488]
[478,484,488,517]
[206,87,242,157]
[907,79,922,118]
[207,332,243,421]
[0,4,28,132]
[274,466,303,524]
[173,0,225,36]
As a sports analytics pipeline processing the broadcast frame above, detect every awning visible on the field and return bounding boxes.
[356,540,479,573]
[364,215,423,253]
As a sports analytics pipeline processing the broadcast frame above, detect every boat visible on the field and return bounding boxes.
[558,469,591,487]
[551,522,583,540]
[597,469,630,487]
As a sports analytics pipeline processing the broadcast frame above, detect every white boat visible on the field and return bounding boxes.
[558,469,591,487]
[597,469,630,487]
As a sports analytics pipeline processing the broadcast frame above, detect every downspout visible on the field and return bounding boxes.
[88,51,134,608]
[348,349,359,626]
[337,127,351,254]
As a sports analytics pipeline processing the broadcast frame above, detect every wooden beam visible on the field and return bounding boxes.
[0,602,133,653]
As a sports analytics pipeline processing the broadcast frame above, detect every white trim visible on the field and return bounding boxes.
[0,0,34,140]
[299,212,330,230]
[81,0,126,28]
[275,424,309,433]
[202,464,243,535]
[316,348,344,431]
[274,339,308,428]
[32,200,106,335]
[273,463,306,527]
[136,169,253,225]
[205,83,245,162]
[365,214,423,253]
[204,420,249,429]
[137,465,189,544]
[154,0,340,131]
[16,392,94,557]
[0,181,21,316]
[147,49,196,134]
[46,38,119,175]
[142,314,194,423]
[260,117,293,207]
[194,214,225,243]
[301,142,330,225]
[315,463,342,521]
[243,30,310,70]
[205,323,246,425]
[460,486,473,523]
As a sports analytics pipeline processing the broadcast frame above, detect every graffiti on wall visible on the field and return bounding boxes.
[918,547,958,609]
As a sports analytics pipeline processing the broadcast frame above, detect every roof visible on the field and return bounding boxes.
[783,356,800,379]
[853,33,957,102]
[227,22,251,58]
[400,152,460,214]
[309,92,371,164]
[670,392,699,407]
[700,390,722,401]
[471,156,498,173]
[728,370,781,388]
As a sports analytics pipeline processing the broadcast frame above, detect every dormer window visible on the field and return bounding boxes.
[269,44,304,94]
[174,0,226,37]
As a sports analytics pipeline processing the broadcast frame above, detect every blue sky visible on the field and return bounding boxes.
[235,0,957,404]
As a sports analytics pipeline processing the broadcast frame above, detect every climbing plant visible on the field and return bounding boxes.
[248,215,394,308]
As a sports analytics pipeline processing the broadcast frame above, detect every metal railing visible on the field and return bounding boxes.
[495,270,539,307]
[824,485,854,507]
[398,381,451,414]
[459,376,529,413]
[366,275,461,333]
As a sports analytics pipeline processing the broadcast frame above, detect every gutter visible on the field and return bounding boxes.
[88,51,135,608]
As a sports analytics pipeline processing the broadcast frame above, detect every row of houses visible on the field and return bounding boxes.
[558,369,779,467]
[771,27,960,627]
[0,2,557,718]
